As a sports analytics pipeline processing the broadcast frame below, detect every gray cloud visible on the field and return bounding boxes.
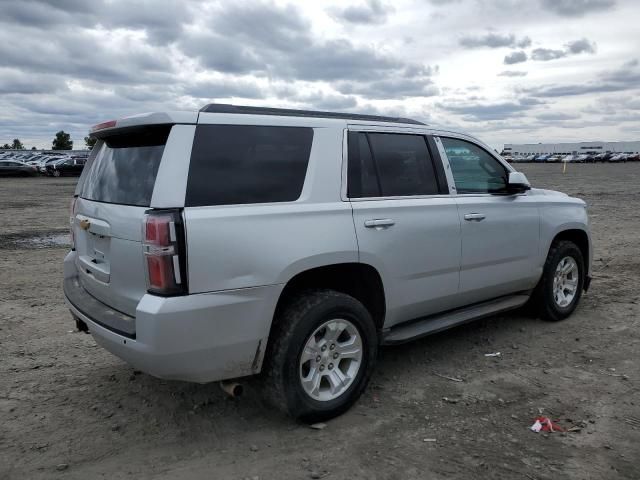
[0,0,97,27]
[498,70,528,77]
[460,32,531,49]
[437,98,541,121]
[183,78,265,100]
[180,1,434,88]
[290,40,406,82]
[522,59,640,97]
[525,83,621,96]
[338,78,439,99]
[96,0,199,45]
[0,68,68,94]
[329,0,394,25]
[566,38,597,54]
[604,59,639,78]
[0,26,174,85]
[531,48,567,61]
[535,112,579,121]
[0,0,198,45]
[583,93,640,115]
[541,0,616,17]
[530,38,597,61]
[294,91,359,110]
[504,51,528,64]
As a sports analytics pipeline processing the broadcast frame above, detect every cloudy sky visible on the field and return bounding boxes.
[1,0,639,150]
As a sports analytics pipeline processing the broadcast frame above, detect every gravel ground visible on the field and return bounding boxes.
[1,163,639,480]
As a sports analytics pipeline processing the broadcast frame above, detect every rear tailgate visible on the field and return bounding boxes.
[72,124,185,319]
[73,199,148,317]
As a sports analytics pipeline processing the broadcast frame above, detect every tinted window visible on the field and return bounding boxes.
[80,125,170,206]
[367,133,439,197]
[440,137,507,193]
[347,132,380,198]
[186,125,313,207]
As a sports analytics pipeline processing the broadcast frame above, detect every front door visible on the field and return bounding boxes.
[347,130,461,328]
[436,136,540,305]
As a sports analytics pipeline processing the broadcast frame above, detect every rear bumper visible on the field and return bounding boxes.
[63,253,282,383]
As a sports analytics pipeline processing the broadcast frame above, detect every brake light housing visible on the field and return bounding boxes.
[91,119,117,132]
[69,196,77,250]
[143,209,188,296]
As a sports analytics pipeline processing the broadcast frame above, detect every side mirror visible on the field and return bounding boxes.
[507,171,531,194]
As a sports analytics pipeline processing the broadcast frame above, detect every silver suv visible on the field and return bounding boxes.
[64,104,592,421]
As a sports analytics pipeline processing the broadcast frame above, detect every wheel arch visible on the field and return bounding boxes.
[549,228,591,276]
[272,263,386,333]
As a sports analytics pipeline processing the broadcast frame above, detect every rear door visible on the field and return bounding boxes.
[72,125,182,316]
[348,130,462,328]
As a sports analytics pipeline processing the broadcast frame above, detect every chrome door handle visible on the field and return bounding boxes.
[364,218,395,228]
[464,213,486,221]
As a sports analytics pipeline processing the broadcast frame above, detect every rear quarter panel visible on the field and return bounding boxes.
[184,125,359,293]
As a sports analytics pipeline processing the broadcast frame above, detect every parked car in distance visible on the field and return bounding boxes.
[562,154,586,163]
[63,104,592,421]
[39,157,66,173]
[46,157,85,176]
[0,160,38,176]
[608,153,625,162]
[595,152,615,162]
[534,154,550,162]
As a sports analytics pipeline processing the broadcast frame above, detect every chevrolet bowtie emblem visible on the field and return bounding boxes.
[79,219,91,231]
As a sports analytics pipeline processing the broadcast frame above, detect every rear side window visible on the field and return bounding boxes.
[80,125,170,206]
[347,132,380,198]
[185,125,313,207]
[348,132,439,198]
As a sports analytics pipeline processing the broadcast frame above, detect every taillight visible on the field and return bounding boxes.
[143,210,187,296]
[69,197,77,250]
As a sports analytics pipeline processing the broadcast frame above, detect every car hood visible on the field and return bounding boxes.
[529,188,586,205]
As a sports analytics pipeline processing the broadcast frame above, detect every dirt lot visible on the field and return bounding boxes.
[1,164,639,480]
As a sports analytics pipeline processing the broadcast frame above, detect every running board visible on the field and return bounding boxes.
[382,294,530,345]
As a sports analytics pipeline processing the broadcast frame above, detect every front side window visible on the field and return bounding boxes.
[186,125,313,207]
[348,132,439,198]
[440,137,508,194]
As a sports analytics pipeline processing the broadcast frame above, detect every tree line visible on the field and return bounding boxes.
[0,131,97,150]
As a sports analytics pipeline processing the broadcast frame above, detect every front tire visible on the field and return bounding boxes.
[533,240,585,321]
[261,289,377,422]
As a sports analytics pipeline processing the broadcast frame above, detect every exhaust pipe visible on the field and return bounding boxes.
[220,380,243,398]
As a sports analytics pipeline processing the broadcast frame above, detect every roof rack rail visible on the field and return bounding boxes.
[199,103,425,125]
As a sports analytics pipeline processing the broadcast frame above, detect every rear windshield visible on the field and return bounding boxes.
[80,125,170,206]
[185,124,313,207]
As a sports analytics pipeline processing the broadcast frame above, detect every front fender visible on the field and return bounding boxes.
[540,203,592,276]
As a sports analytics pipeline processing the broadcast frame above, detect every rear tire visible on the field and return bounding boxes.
[531,240,584,321]
[261,289,377,422]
